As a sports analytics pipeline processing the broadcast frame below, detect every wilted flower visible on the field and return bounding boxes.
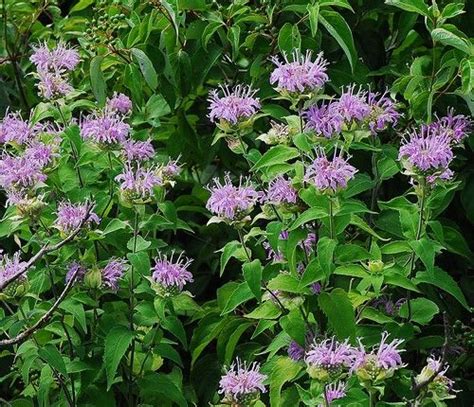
[157,157,182,184]
[151,252,193,295]
[219,358,267,405]
[115,163,162,202]
[304,149,357,193]
[265,176,298,205]
[208,84,260,125]
[54,201,100,234]
[122,139,155,162]
[323,382,347,406]
[399,127,453,177]
[430,108,471,143]
[304,103,343,138]
[30,42,80,71]
[257,121,292,145]
[65,261,87,284]
[366,90,400,133]
[305,337,354,381]
[415,356,456,401]
[333,85,370,123]
[270,50,329,94]
[80,113,130,145]
[352,332,404,383]
[102,258,127,291]
[106,92,133,115]
[206,174,261,221]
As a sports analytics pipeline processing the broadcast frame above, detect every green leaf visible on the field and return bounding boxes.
[280,309,305,346]
[127,251,151,276]
[385,0,430,17]
[138,373,187,407]
[221,282,254,314]
[104,326,134,390]
[414,267,469,310]
[90,56,106,105]
[399,298,439,324]
[318,288,356,340]
[38,344,68,377]
[307,4,320,37]
[245,301,281,319]
[251,145,299,171]
[219,240,247,276]
[243,260,262,300]
[461,58,474,94]
[289,207,328,231]
[431,27,473,55]
[409,237,441,271]
[190,313,227,366]
[127,235,151,252]
[319,10,357,71]
[103,219,130,235]
[59,299,87,333]
[131,48,158,89]
[269,357,302,406]
[268,274,307,294]
[278,23,301,54]
[317,237,337,277]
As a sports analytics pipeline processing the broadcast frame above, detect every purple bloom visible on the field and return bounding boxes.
[304,103,343,138]
[66,261,87,284]
[288,340,306,361]
[208,84,260,125]
[206,174,261,221]
[80,113,130,145]
[310,282,322,295]
[263,241,284,262]
[0,252,27,286]
[159,158,182,180]
[102,258,127,291]
[0,112,36,145]
[0,154,47,191]
[304,149,357,192]
[270,50,329,93]
[30,42,80,71]
[324,382,347,405]
[265,176,298,205]
[36,70,74,100]
[366,90,400,133]
[333,85,370,122]
[115,163,162,200]
[106,92,133,115]
[301,232,318,253]
[399,127,453,174]
[305,337,354,370]
[152,252,194,292]
[218,358,267,403]
[24,141,57,167]
[352,332,405,373]
[431,108,472,143]
[122,139,155,162]
[54,201,100,234]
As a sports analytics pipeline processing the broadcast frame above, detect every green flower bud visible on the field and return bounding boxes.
[84,267,102,290]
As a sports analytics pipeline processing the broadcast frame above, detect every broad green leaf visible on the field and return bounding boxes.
[269,357,302,406]
[251,145,299,171]
[278,23,301,54]
[319,10,357,71]
[245,301,281,319]
[289,207,328,231]
[219,240,247,276]
[318,288,356,340]
[280,309,305,346]
[90,56,106,105]
[317,237,337,277]
[127,251,151,276]
[104,326,134,390]
[431,27,472,55]
[38,345,68,377]
[131,48,158,89]
[307,4,320,37]
[461,58,474,94]
[385,0,430,17]
[221,282,254,314]
[399,298,439,324]
[243,260,262,300]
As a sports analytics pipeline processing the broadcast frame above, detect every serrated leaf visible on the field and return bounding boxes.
[431,27,473,55]
[318,288,356,340]
[38,345,68,377]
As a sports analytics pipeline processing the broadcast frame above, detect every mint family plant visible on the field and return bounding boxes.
[0,0,473,406]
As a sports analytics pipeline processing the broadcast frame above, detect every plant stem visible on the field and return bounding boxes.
[328,197,335,240]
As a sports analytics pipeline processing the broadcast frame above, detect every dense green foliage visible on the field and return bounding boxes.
[0,0,473,406]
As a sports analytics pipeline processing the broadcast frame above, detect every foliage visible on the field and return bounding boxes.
[0,0,473,406]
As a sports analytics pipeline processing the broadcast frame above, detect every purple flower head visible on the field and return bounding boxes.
[310,282,322,295]
[263,241,284,262]
[80,113,130,145]
[208,84,260,125]
[106,92,133,115]
[115,163,162,201]
[304,149,357,193]
[324,382,347,406]
[301,232,318,253]
[304,103,343,138]
[158,157,182,183]
[288,340,306,361]
[122,139,155,162]
[399,127,453,174]
[333,85,371,122]
[305,337,354,370]
[66,261,87,284]
[36,70,74,100]
[431,108,472,143]
[54,201,100,234]
[270,50,329,94]
[206,174,261,221]
[265,176,298,205]
[0,252,27,286]
[24,141,58,168]
[366,90,400,133]
[31,42,80,72]
[0,111,37,145]
[352,332,405,376]
[102,258,127,291]
[218,358,267,403]
[152,252,194,292]
[0,154,46,191]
